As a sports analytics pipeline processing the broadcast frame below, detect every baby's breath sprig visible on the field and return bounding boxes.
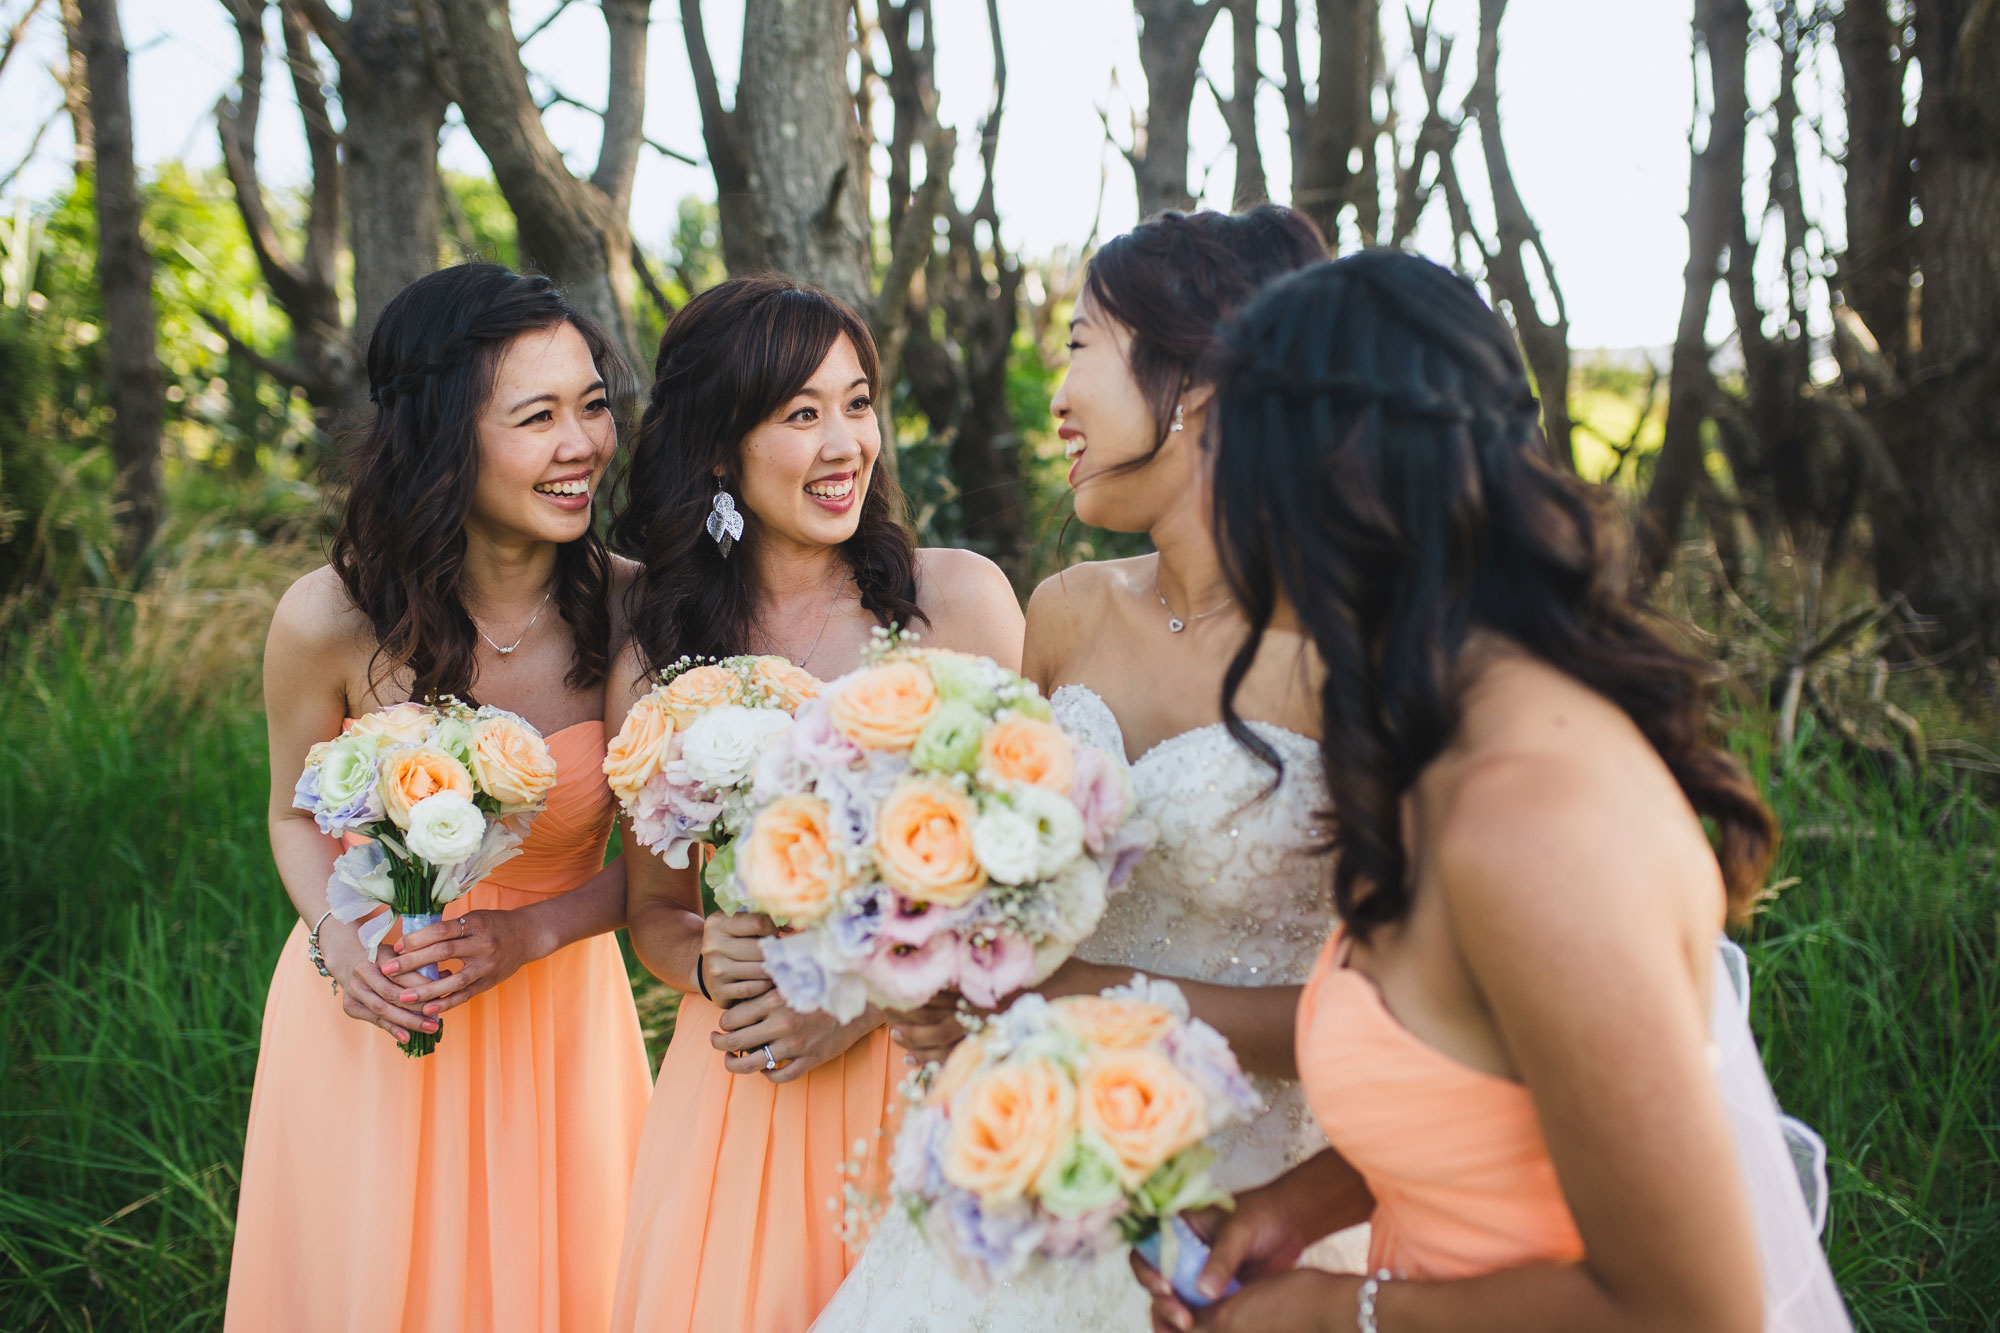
[652,654,719,689]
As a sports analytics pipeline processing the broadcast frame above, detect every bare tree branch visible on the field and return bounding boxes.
[288,0,349,67]
[0,102,59,191]
[535,86,699,165]
[0,0,50,85]
[592,0,649,203]
[1213,0,1267,207]
[517,0,576,49]
[630,239,675,319]
[200,309,316,387]
[680,0,760,273]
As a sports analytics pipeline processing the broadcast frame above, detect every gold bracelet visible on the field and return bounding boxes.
[306,908,338,992]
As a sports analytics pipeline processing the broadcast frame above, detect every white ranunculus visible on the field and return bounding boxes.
[972,804,1041,885]
[403,791,486,864]
[331,840,395,904]
[1013,783,1086,877]
[680,706,794,790]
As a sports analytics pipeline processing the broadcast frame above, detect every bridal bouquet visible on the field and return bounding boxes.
[885,978,1262,1291]
[602,653,825,880]
[300,699,558,1056]
[714,635,1156,1020]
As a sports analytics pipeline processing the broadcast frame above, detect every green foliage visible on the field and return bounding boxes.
[442,170,519,272]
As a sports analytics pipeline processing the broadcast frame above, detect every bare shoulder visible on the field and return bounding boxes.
[1024,556,1124,629]
[269,565,366,654]
[915,547,1025,668]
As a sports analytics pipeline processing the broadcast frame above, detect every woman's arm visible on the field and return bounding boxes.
[263,571,435,1044]
[918,547,1026,671]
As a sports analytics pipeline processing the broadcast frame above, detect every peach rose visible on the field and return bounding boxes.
[830,661,939,750]
[349,702,434,747]
[874,779,986,907]
[660,663,745,727]
[941,1056,1077,1201]
[1056,995,1178,1051]
[1076,1049,1206,1187]
[471,714,558,808]
[737,794,848,924]
[751,655,823,712]
[928,1033,989,1109]
[604,690,674,803]
[379,744,476,830]
[980,715,1075,793]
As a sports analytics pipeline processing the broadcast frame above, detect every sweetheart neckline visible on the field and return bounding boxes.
[1049,682,1320,768]
[343,717,602,741]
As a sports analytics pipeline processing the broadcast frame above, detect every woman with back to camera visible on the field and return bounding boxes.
[1135,250,1850,1332]
[604,274,1024,1333]
[814,205,1366,1332]
[227,263,652,1332]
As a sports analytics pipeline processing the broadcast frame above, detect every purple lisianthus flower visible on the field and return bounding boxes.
[1099,818,1156,889]
[1069,746,1131,855]
[750,727,815,804]
[926,1186,1047,1289]
[826,883,886,959]
[866,931,959,1009]
[1037,1201,1125,1260]
[1163,1018,1263,1128]
[891,1104,949,1198]
[879,893,966,947]
[761,931,833,1012]
[956,929,1037,1009]
[789,699,864,771]
[628,763,725,860]
[815,766,878,849]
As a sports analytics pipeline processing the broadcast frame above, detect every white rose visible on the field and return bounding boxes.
[680,706,794,790]
[972,805,1041,885]
[1013,783,1086,878]
[403,791,486,865]
[331,841,395,904]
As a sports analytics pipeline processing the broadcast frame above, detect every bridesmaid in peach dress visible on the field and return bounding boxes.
[604,276,1024,1333]
[1135,253,1849,1330]
[226,264,653,1333]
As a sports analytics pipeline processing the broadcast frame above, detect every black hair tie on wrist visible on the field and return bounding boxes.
[695,953,713,1003]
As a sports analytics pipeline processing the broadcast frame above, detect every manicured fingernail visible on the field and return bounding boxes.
[424,1020,439,1031]
[400,991,417,1004]
[393,940,404,953]
[382,960,399,974]
[424,1004,440,1016]
[396,1030,409,1041]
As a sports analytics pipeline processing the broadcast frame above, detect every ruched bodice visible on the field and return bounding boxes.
[1296,931,1584,1280]
[480,721,613,898]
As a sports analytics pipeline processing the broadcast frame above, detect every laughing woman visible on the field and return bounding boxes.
[605,275,1024,1333]
[226,264,653,1333]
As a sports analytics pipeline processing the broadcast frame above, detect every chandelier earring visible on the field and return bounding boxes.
[706,484,745,558]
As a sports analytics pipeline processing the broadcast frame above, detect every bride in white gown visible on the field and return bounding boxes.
[812,206,1361,1331]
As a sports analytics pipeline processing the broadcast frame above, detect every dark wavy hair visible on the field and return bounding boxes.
[1209,250,1776,938]
[609,274,925,671]
[1081,204,1326,465]
[328,262,633,703]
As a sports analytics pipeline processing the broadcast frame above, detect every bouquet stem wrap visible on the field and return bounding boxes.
[392,856,443,1058]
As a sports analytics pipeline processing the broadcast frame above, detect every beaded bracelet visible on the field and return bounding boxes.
[306,908,338,993]
[1356,1268,1393,1333]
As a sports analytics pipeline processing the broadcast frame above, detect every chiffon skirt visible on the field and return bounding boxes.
[224,913,651,1333]
[609,993,900,1333]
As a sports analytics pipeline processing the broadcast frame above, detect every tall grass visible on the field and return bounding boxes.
[1,543,1994,1329]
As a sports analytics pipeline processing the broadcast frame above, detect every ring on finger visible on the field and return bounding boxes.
[763,1044,778,1071]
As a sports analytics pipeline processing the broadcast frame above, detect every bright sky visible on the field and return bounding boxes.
[0,0,1843,350]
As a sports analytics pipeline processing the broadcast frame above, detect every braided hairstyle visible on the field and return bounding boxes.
[609,275,926,671]
[329,262,634,703]
[1208,250,1776,938]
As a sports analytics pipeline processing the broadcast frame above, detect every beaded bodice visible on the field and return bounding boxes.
[1052,684,1343,1194]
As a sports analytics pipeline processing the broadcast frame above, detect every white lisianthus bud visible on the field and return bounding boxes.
[403,792,486,864]
[1013,783,1087,877]
[331,841,395,904]
[681,706,795,789]
[971,805,1041,885]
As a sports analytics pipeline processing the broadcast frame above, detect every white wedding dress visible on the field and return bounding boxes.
[810,685,1368,1332]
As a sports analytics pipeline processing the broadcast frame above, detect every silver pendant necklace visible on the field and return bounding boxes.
[474,588,553,657]
[1154,577,1232,634]
[756,575,846,670]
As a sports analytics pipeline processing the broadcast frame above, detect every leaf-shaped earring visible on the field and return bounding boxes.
[706,489,745,558]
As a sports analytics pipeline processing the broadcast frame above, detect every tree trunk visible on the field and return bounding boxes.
[1130,0,1223,218]
[1218,0,1268,208]
[321,0,449,353]
[735,0,873,313]
[71,0,162,564]
[433,0,649,357]
[1468,0,1574,471]
[1639,0,1748,579]
[1276,0,1374,243]
[1833,0,1914,364]
[1868,0,2000,675]
[57,0,92,166]
[681,0,765,277]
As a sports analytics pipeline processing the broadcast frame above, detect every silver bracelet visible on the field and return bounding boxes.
[306,908,338,992]
[1356,1268,1394,1333]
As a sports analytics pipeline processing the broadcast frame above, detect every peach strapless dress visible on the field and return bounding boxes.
[1296,931,1585,1280]
[225,722,652,1333]
[609,997,899,1333]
